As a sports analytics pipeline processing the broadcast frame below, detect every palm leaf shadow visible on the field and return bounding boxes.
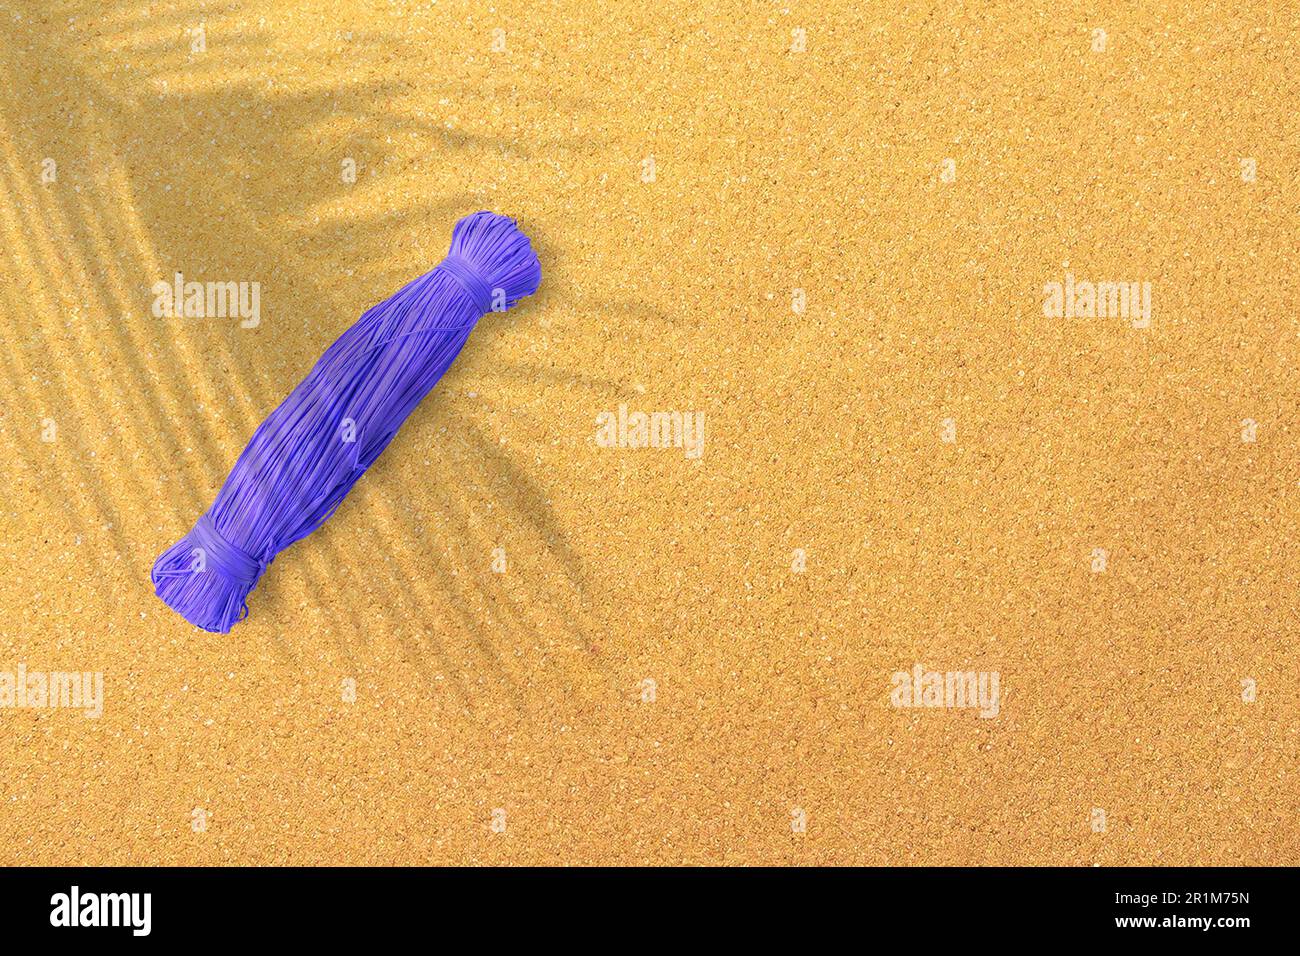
[2,1,615,707]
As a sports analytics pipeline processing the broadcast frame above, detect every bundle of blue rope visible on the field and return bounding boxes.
[152,211,541,632]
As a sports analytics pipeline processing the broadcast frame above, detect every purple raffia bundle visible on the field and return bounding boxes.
[151,211,541,633]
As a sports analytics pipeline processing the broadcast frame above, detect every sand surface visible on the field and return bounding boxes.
[0,0,1296,864]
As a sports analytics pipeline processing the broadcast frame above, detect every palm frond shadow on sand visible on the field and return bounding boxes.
[2,2,623,708]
